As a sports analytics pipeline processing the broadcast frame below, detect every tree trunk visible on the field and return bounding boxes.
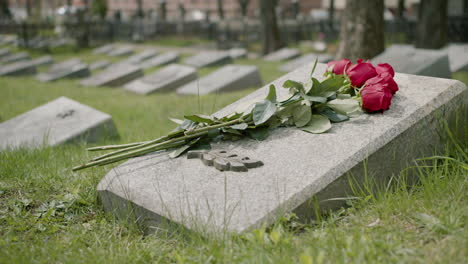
[25,0,32,18]
[336,0,385,61]
[259,0,283,55]
[238,0,249,18]
[329,0,334,21]
[136,0,143,18]
[397,0,405,19]
[217,0,224,20]
[415,0,447,49]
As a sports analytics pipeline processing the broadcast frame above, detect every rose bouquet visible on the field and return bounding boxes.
[73,59,399,171]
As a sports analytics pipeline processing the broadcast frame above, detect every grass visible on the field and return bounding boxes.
[0,44,467,263]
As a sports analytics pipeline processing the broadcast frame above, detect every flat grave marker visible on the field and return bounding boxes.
[447,44,468,72]
[140,52,180,69]
[0,60,36,76]
[31,55,54,67]
[89,60,111,71]
[0,48,11,58]
[0,97,117,150]
[184,51,232,68]
[228,48,247,59]
[177,64,262,95]
[279,53,334,72]
[263,48,300,62]
[98,63,467,235]
[371,45,451,78]
[0,52,30,64]
[125,49,158,64]
[108,46,134,57]
[93,44,115,55]
[37,62,90,82]
[81,64,143,87]
[124,64,197,95]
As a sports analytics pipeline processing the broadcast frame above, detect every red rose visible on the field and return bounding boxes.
[375,63,395,77]
[327,59,352,75]
[364,72,399,94]
[346,59,377,87]
[361,80,393,112]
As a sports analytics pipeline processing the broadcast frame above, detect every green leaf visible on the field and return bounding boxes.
[301,115,332,134]
[303,95,327,104]
[283,80,305,94]
[184,114,214,124]
[310,75,346,96]
[252,100,277,126]
[318,107,349,123]
[168,117,184,125]
[293,104,312,128]
[168,144,192,158]
[310,58,318,77]
[327,98,362,117]
[230,123,249,130]
[266,84,277,103]
[222,127,243,135]
[247,127,269,141]
[179,119,198,130]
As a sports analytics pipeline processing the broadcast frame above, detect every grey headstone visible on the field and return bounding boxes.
[93,44,115,55]
[177,64,262,95]
[447,44,468,72]
[125,49,158,64]
[108,46,134,57]
[89,60,111,71]
[279,53,334,72]
[0,48,11,58]
[124,64,197,95]
[81,64,143,87]
[184,51,232,68]
[228,48,248,59]
[31,55,54,67]
[263,48,300,62]
[371,45,451,78]
[49,58,82,72]
[98,63,467,235]
[0,52,30,64]
[0,60,37,76]
[37,63,90,82]
[140,52,180,69]
[0,97,117,150]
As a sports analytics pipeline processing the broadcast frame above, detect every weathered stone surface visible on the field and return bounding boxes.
[125,49,158,64]
[0,52,30,64]
[228,48,248,59]
[93,44,115,55]
[89,60,111,71]
[49,58,82,72]
[140,52,180,69]
[0,97,117,150]
[0,48,11,58]
[98,62,467,234]
[279,53,334,72]
[124,64,197,95]
[0,60,37,76]
[371,45,451,78]
[81,64,143,87]
[263,48,300,62]
[108,46,134,57]
[31,55,54,67]
[447,44,468,72]
[37,63,90,82]
[184,51,232,68]
[176,64,262,95]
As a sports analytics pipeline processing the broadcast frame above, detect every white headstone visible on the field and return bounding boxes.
[0,52,30,64]
[184,51,232,68]
[447,44,468,72]
[31,55,54,67]
[81,64,143,87]
[125,49,158,64]
[37,63,90,82]
[108,46,134,57]
[263,48,300,62]
[140,52,180,69]
[89,60,111,71]
[279,53,334,72]
[0,60,37,76]
[93,44,115,55]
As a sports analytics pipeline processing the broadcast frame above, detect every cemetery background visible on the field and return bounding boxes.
[1,0,468,263]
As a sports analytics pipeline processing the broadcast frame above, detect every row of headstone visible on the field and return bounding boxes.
[0,52,30,64]
[37,58,90,82]
[97,62,468,235]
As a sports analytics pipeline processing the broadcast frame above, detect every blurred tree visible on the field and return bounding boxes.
[92,0,108,19]
[159,0,167,21]
[415,0,447,49]
[217,0,224,20]
[136,0,144,18]
[397,0,405,19]
[238,0,249,18]
[329,0,334,22]
[336,0,384,60]
[259,0,283,54]
[25,0,32,18]
[0,0,12,20]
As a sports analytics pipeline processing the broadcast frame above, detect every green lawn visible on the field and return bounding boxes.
[0,45,467,264]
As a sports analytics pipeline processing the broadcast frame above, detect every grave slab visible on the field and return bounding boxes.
[0,52,30,64]
[371,44,451,78]
[140,52,180,69]
[108,46,134,57]
[0,97,117,150]
[125,49,158,64]
[0,60,37,76]
[228,48,248,59]
[93,44,115,55]
[124,64,197,95]
[176,64,262,95]
[0,48,11,58]
[37,63,90,82]
[81,64,143,87]
[98,63,467,235]
[279,53,334,72]
[184,51,232,68]
[49,58,82,72]
[263,48,300,62]
[447,44,468,72]
[89,60,111,71]
[31,55,54,67]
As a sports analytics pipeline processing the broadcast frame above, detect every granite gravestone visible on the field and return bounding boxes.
[0,97,117,150]
[98,63,467,235]
[0,60,37,76]
[125,49,158,64]
[124,64,197,95]
[447,44,468,72]
[0,52,30,64]
[140,52,180,69]
[184,51,232,68]
[228,48,247,59]
[371,45,451,78]
[108,46,134,57]
[93,44,115,55]
[263,48,300,62]
[89,60,111,71]
[176,64,262,95]
[81,64,143,87]
[0,48,11,58]
[37,62,90,82]
[49,58,82,72]
[31,56,54,67]
[279,53,334,72]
